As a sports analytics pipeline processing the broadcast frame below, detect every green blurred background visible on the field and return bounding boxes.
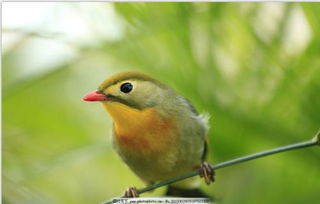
[2,2,320,204]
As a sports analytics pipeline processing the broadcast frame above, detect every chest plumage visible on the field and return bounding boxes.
[101,100,206,183]
[102,102,176,154]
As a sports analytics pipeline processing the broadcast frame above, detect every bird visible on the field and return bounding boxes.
[83,72,214,198]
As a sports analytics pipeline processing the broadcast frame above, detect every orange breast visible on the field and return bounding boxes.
[102,102,176,154]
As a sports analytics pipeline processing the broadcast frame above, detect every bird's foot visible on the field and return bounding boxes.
[199,162,215,185]
[124,187,139,198]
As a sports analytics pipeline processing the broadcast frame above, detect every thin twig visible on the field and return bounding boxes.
[104,131,320,204]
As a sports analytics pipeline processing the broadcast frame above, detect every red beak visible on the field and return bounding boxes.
[83,91,107,102]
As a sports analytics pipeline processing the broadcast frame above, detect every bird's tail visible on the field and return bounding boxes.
[165,185,212,199]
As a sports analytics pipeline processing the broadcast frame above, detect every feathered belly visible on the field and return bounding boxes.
[112,127,182,182]
[112,127,203,183]
[106,105,204,183]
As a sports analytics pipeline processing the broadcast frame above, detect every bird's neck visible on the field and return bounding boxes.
[102,101,147,135]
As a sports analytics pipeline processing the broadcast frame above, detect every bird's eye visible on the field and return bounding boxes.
[120,82,133,93]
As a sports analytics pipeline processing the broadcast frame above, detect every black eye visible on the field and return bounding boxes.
[120,82,133,93]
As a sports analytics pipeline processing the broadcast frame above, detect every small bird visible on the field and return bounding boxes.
[83,72,214,197]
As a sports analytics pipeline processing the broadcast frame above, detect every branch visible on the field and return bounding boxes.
[104,130,320,204]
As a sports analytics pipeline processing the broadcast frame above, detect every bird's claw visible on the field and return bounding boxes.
[199,162,215,185]
[124,187,139,198]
